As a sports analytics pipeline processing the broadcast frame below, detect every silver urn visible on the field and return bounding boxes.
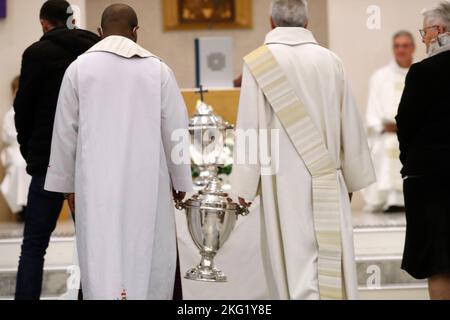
[176,177,248,282]
[189,101,233,188]
[177,100,247,282]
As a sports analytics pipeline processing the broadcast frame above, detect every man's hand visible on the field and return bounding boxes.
[173,189,186,203]
[382,122,397,134]
[66,193,75,214]
[239,197,252,209]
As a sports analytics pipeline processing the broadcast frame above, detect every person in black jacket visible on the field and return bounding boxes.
[13,0,99,300]
[396,1,450,300]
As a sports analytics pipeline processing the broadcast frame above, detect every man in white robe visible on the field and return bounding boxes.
[231,0,375,300]
[363,31,416,213]
[44,4,192,300]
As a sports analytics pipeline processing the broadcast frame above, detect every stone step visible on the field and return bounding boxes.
[1,226,406,268]
[354,226,406,256]
[353,223,429,300]
[1,221,429,300]
[0,267,69,299]
[0,256,428,299]
[0,237,75,300]
[0,237,75,269]
[359,284,429,300]
[356,255,424,286]
[356,254,429,300]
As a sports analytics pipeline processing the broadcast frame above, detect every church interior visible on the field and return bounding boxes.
[0,0,444,300]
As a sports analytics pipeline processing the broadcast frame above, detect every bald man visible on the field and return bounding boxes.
[45,4,193,300]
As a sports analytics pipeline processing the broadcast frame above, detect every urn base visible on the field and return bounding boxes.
[185,266,227,283]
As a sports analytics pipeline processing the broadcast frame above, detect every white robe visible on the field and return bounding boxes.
[363,62,408,211]
[1,107,31,214]
[231,28,375,300]
[45,36,193,300]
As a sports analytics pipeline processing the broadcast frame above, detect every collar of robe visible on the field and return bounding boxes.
[390,60,410,75]
[428,32,450,58]
[264,27,318,47]
[86,35,160,59]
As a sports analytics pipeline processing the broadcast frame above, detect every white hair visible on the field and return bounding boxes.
[271,0,309,28]
[422,1,450,30]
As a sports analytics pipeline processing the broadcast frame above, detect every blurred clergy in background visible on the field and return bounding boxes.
[1,76,30,220]
[363,31,416,213]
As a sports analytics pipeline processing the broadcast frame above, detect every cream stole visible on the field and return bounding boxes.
[244,45,344,300]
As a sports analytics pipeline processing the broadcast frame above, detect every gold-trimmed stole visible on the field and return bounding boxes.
[244,45,344,300]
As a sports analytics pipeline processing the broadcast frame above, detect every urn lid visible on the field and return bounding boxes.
[189,101,226,131]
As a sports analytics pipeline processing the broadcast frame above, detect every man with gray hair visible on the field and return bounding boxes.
[270,0,308,27]
[231,0,375,300]
[363,31,416,214]
[421,1,450,55]
[396,1,450,300]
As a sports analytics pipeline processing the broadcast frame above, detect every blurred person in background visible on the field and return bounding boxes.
[1,76,31,222]
[363,31,415,214]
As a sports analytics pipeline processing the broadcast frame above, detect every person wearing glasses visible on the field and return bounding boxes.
[363,31,415,214]
[396,1,450,300]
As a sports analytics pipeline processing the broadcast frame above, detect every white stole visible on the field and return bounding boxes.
[244,45,344,300]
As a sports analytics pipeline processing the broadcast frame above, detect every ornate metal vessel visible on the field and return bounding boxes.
[189,100,233,187]
[177,95,247,282]
[176,177,248,282]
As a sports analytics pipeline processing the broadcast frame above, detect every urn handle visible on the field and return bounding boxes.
[175,199,186,211]
[237,205,250,217]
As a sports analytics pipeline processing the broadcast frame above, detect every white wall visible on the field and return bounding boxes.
[328,0,438,117]
[85,0,329,88]
[0,0,85,221]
